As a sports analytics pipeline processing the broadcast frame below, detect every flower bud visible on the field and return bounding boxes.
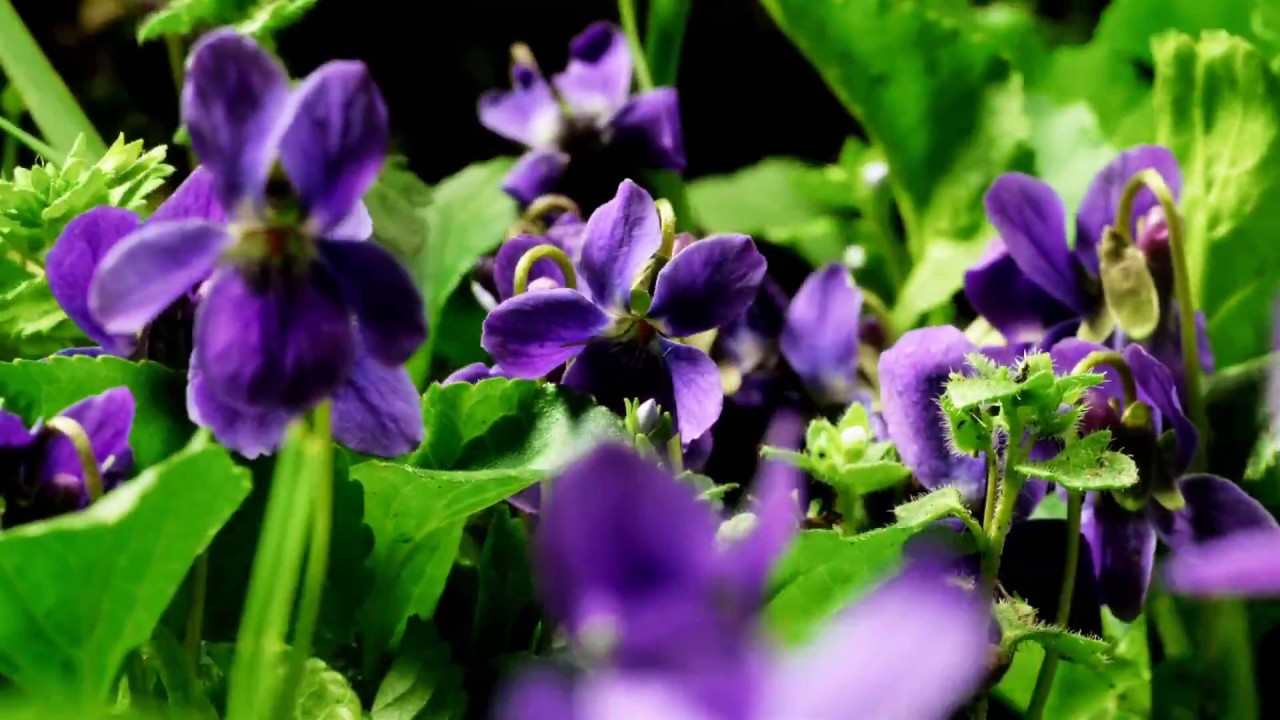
[1099,226,1161,340]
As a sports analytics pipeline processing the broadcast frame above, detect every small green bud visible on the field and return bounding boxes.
[629,287,652,315]
[1120,400,1154,434]
[1099,226,1161,340]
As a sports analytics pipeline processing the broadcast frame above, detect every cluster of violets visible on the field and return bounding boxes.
[10,19,1280,718]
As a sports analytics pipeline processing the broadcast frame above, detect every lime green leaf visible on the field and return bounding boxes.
[236,0,319,37]
[893,487,982,539]
[1154,31,1280,366]
[995,598,1111,671]
[688,157,838,234]
[372,620,467,720]
[945,375,1023,409]
[294,657,361,720]
[1016,431,1139,491]
[351,462,543,668]
[412,377,625,472]
[0,355,191,469]
[365,158,432,264]
[137,0,227,42]
[417,159,517,370]
[0,437,250,704]
[764,526,912,645]
[762,0,1030,322]
[0,277,85,359]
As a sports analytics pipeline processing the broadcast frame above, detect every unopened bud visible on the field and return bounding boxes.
[1099,226,1161,340]
[634,399,662,435]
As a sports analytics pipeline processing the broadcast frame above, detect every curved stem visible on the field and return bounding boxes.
[522,194,580,225]
[42,415,104,502]
[1071,350,1139,407]
[1026,490,1084,719]
[655,197,677,258]
[617,0,655,92]
[1115,169,1205,465]
[513,244,578,295]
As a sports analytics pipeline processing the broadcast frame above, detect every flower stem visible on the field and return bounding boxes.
[981,453,998,531]
[1071,350,1138,406]
[618,0,655,92]
[981,423,1028,593]
[1026,490,1084,720]
[1201,599,1259,720]
[655,197,677,258]
[1116,169,1205,466]
[513,244,578,295]
[43,415,104,502]
[183,553,209,666]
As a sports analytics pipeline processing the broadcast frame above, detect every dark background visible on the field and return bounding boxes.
[14,0,1105,183]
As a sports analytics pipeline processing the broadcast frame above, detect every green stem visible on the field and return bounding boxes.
[0,0,105,156]
[0,114,54,159]
[1115,169,1205,466]
[1149,588,1191,659]
[1026,490,1084,719]
[644,0,691,87]
[655,197,677,258]
[513,244,578,295]
[618,0,655,92]
[981,423,1028,593]
[1201,599,1259,720]
[183,554,209,665]
[43,415,104,501]
[981,453,998,531]
[1071,350,1139,406]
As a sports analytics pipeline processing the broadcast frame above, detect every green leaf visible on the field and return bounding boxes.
[688,157,837,234]
[293,657,361,720]
[1154,31,1280,366]
[0,355,191,469]
[365,157,432,264]
[411,377,625,472]
[831,461,911,494]
[236,0,319,37]
[470,505,535,666]
[0,436,249,705]
[1017,431,1140,491]
[0,277,85,359]
[351,462,543,668]
[137,0,227,42]
[893,487,982,539]
[762,0,1030,321]
[372,619,468,720]
[417,159,517,371]
[945,375,1023,409]
[764,526,912,645]
[995,598,1111,671]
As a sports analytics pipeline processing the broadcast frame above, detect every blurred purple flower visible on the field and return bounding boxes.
[1049,339,1276,620]
[779,263,864,408]
[1163,527,1280,598]
[479,22,685,206]
[0,388,134,525]
[482,180,765,443]
[499,444,989,719]
[74,31,423,459]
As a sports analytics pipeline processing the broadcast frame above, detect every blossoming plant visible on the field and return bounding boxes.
[0,1,1277,719]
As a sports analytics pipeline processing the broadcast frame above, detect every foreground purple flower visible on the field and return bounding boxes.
[498,443,989,720]
[0,388,134,525]
[479,22,685,207]
[1163,528,1280,598]
[482,180,765,443]
[82,30,425,458]
[1049,339,1276,620]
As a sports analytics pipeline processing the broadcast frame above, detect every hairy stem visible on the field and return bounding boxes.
[1026,490,1084,719]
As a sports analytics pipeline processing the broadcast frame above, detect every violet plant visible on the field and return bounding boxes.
[0,1,1276,719]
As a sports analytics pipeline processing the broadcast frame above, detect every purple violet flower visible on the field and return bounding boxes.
[479,22,685,208]
[1163,527,1280,598]
[498,443,989,720]
[79,30,425,459]
[0,388,135,526]
[1048,339,1277,620]
[779,263,864,408]
[481,180,766,444]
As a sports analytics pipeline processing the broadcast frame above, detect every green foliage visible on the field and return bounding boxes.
[0,436,249,706]
[470,506,534,671]
[1016,431,1141,491]
[365,158,432,265]
[0,134,171,256]
[350,462,542,670]
[137,0,320,43]
[762,0,1030,325]
[411,377,625,472]
[0,355,191,469]
[294,657,361,720]
[763,402,910,499]
[892,487,982,541]
[1154,31,1280,366]
[0,277,86,359]
[371,620,467,720]
[995,598,1111,671]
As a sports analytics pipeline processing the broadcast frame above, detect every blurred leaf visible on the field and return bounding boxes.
[763,0,1030,323]
[1025,98,1117,215]
[294,657,361,720]
[372,619,467,720]
[470,505,535,668]
[1016,431,1140,491]
[0,355,191,469]
[689,157,837,233]
[236,0,320,38]
[0,436,249,706]
[410,377,625,472]
[138,0,318,43]
[365,158,432,265]
[764,526,911,644]
[350,462,542,669]
[417,158,516,371]
[1096,0,1253,64]
[0,276,85,359]
[1154,31,1280,366]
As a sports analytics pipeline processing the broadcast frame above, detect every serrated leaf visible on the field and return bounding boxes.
[995,598,1111,671]
[417,159,517,370]
[0,437,250,704]
[1155,31,1280,366]
[411,377,625,472]
[293,657,360,720]
[945,375,1022,409]
[893,487,981,538]
[372,619,467,720]
[0,356,192,469]
[351,462,543,670]
[1017,431,1140,491]
[0,277,84,358]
